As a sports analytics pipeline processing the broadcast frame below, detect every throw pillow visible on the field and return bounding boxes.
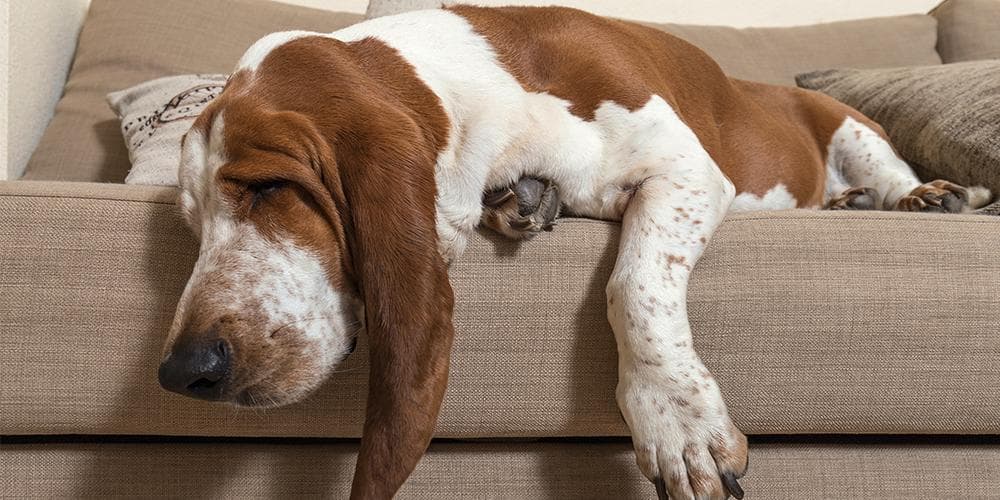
[107,74,228,185]
[366,0,443,19]
[796,61,1000,201]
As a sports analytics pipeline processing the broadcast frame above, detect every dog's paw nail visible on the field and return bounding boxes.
[722,472,744,499]
[654,477,669,500]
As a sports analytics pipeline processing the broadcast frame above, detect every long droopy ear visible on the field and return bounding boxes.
[324,103,455,499]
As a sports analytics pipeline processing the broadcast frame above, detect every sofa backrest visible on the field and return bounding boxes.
[18,0,956,183]
[932,0,1000,62]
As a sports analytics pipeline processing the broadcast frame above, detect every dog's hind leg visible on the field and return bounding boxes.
[826,116,991,212]
[824,116,921,210]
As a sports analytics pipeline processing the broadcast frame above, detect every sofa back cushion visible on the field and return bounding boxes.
[21,0,363,183]
[22,0,941,183]
[649,16,940,86]
[932,0,1000,63]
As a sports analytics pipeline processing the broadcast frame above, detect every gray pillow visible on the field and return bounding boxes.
[796,61,1000,208]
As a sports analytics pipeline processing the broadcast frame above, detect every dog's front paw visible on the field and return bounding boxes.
[481,177,560,239]
[618,364,748,500]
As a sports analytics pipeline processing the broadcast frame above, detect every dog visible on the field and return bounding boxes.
[157,5,991,499]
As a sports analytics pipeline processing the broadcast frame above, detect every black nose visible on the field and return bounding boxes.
[158,336,232,401]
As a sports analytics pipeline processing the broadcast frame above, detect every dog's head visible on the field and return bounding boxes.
[160,88,363,407]
[160,36,453,497]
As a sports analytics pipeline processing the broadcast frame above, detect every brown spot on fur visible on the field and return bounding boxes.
[664,254,690,270]
[640,357,664,367]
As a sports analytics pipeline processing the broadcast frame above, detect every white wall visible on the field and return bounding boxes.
[4,0,90,180]
[1,0,943,180]
[1,0,8,181]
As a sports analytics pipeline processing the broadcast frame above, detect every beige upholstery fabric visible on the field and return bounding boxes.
[3,181,1000,438]
[107,74,228,185]
[20,0,363,184]
[932,0,1000,63]
[371,1,942,87]
[3,440,999,498]
[643,16,942,86]
[21,0,942,183]
[797,61,1000,197]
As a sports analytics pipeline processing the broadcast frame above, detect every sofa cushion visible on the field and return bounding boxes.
[20,0,363,184]
[796,61,1000,198]
[638,16,942,86]
[21,0,941,183]
[5,441,999,498]
[932,0,1000,62]
[3,181,1000,438]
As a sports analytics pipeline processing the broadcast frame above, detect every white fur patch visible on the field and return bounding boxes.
[729,183,798,212]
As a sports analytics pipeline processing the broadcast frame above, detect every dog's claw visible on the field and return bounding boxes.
[721,472,744,499]
[654,477,669,500]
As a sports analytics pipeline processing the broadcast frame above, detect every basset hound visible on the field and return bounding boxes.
[157,5,990,499]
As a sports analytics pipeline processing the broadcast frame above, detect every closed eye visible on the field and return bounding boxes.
[248,180,289,208]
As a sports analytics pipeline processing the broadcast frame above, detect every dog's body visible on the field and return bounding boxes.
[160,6,988,499]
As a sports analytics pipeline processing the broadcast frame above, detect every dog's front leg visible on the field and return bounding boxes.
[607,164,747,500]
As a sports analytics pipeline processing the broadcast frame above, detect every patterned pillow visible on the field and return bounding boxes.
[796,61,1000,211]
[107,74,228,185]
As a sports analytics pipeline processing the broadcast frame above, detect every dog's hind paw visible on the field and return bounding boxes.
[827,186,879,210]
[895,179,981,213]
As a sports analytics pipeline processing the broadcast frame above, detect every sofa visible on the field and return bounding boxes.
[2,0,999,497]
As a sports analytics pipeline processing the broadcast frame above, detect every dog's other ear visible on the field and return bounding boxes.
[326,105,455,499]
